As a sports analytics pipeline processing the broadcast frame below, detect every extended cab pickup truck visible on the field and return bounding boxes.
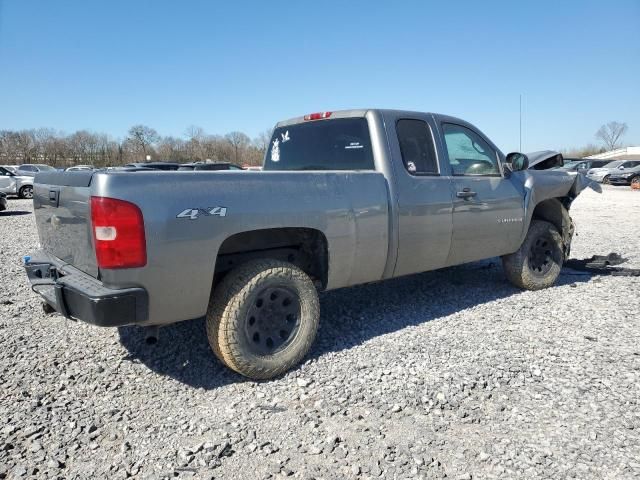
[24,109,597,379]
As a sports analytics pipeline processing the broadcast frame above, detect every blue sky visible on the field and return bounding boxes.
[0,0,638,152]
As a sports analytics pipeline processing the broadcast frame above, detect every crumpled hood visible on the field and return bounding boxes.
[526,150,564,170]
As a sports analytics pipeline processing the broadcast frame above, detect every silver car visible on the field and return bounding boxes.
[587,160,640,184]
[0,166,35,198]
[16,163,57,177]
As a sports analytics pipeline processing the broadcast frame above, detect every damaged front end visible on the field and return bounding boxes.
[518,170,601,258]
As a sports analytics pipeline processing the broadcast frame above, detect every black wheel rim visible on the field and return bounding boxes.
[244,286,301,356]
[528,235,556,277]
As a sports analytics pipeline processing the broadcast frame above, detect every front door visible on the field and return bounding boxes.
[439,122,525,265]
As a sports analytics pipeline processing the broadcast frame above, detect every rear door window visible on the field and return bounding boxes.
[264,118,374,171]
[396,119,438,175]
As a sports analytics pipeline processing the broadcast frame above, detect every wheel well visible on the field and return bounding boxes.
[531,198,574,255]
[214,228,329,289]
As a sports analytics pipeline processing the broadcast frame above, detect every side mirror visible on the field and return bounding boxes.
[506,152,529,171]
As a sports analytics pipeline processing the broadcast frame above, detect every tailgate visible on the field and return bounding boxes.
[32,171,98,277]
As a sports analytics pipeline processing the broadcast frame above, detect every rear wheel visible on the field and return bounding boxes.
[206,259,320,379]
[19,185,33,199]
[631,176,640,189]
[502,220,564,290]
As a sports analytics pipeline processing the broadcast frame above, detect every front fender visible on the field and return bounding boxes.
[515,170,600,247]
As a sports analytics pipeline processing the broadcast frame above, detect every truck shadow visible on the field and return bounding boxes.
[0,210,31,216]
[118,260,592,389]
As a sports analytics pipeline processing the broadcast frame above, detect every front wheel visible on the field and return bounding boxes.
[602,175,610,184]
[631,176,640,190]
[206,259,320,379]
[502,220,564,290]
[19,185,33,199]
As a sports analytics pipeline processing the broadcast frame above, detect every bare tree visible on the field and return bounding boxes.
[184,125,205,142]
[253,128,273,155]
[225,131,251,164]
[595,121,628,151]
[127,125,160,160]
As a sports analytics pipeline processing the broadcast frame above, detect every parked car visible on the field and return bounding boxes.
[16,164,57,177]
[608,164,640,187]
[66,165,95,172]
[587,160,640,184]
[177,162,243,171]
[556,159,610,174]
[23,109,599,379]
[0,166,35,198]
[124,162,180,171]
[0,192,7,212]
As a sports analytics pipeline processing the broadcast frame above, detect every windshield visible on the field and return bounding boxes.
[603,161,624,168]
[560,161,579,168]
[264,118,374,171]
[36,164,55,171]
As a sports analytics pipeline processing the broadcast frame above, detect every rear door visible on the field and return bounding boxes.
[0,167,17,194]
[387,113,454,276]
[438,121,524,265]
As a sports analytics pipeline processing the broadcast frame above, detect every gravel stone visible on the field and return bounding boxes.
[1,189,639,479]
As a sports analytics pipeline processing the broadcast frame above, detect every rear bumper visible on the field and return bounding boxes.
[24,251,148,327]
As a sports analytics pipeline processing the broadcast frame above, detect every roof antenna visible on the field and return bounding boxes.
[519,94,522,152]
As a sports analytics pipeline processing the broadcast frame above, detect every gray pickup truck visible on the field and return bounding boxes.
[24,109,597,379]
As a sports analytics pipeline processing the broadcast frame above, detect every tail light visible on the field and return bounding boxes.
[304,112,332,121]
[90,196,146,269]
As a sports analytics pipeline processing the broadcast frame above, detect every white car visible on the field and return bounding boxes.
[586,160,640,184]
[0,166,34,198]
[66,165,95,171]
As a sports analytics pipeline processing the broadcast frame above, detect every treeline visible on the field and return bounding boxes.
[0,125,272,168]
[560,144,606,159]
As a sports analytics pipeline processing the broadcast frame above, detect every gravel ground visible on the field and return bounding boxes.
[1,186,639,480]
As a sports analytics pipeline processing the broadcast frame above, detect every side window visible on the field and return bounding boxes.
[0,168,9,176]
[396,119,438,175]
[21,165,36,172]
[442,123,500,176]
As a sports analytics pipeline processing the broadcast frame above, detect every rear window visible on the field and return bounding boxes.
[263,118,374,171]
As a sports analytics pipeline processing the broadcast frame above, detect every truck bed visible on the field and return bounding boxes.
[31,169,390,325]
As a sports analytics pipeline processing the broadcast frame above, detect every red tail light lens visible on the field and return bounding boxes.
[303,111,332,121]
[90,196,147,269]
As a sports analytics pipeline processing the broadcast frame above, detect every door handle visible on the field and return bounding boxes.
[456,188,477,199]
[49,189,59,207]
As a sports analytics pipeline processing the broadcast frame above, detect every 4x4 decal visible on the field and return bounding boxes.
[176,207,227,220]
